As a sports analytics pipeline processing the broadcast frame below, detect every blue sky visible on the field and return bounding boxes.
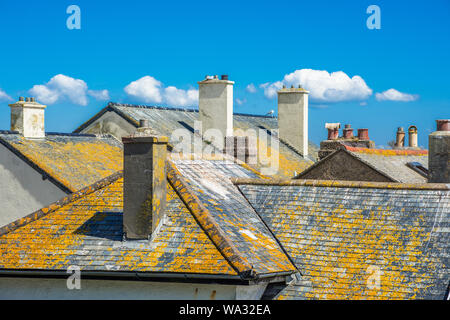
[0,0,449,147]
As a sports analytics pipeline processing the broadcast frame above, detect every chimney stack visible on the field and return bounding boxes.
[224,135,257,164]
[277,85,309,156]
[198,75,234,144]
[9,97,46,138]
[428,119,450,183]
[408,125,418,148]
[395,127,405,148]
[122,126,168,240]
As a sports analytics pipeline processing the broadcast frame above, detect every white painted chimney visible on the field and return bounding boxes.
[198,75,234,140]
[9,97,46,139]
[277,85,309,156]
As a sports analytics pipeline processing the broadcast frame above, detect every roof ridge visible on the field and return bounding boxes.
[232,177,450,191]
[0,170,123,237]
[344,145,428,156]
[166,160,255,278]
[108,101,276,119]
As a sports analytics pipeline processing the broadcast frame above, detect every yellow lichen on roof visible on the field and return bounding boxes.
[275,204,435,299]
[6,136,123,192]
[0,177,237,275]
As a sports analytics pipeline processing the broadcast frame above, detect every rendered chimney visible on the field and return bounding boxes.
[9,97,46,138]
[428,119,450,183]
[343,124,354,139]
[358,128,369,140]
[122,126,168,240]
[277,85,309,156]
[198,75,234,145]
[395,127,405,148]
[224,135,257,164]
[408,125,418,148]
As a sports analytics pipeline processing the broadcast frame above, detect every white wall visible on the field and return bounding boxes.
[0,143,66,226]
[0,277,269,300]
[0,277,238,300]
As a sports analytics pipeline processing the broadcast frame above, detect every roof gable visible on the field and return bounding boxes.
[297,147,429,183]
[344,146,429,183]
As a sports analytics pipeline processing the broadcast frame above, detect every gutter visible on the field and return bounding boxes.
[0,269,253,285]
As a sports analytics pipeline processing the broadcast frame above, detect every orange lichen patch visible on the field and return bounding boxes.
[0,175,237,276]
[4,134,123,192]
[344,146,428,156]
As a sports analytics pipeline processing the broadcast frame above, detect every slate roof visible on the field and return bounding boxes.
[0,131,123,193]
[0,160,295,280]
[344,146,428,183]
[73,102,318,178]
[236,179,450,300]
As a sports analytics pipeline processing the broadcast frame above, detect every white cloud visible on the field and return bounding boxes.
[164,86,198,107]
[375,88,419,102]
[87,89,110,101]
[0,88,12,101]
[246,83,257,93]
[124,76,198,107]
[29,74,108,106]
[124,76,163,104]
[261,69,373,103]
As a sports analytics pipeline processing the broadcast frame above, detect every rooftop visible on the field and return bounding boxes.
[74,102,318,178]
[0,160,295,281]
[0,131,123,192]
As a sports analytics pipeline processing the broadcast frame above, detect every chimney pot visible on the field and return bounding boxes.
[343,124,353,139]
[358,128,369,140]
[19,96,24,101]
[408,125,418,148]
[25,97,30,102]
[221,75,229,80]
[436,119,450,131]
[395,127,405,148]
